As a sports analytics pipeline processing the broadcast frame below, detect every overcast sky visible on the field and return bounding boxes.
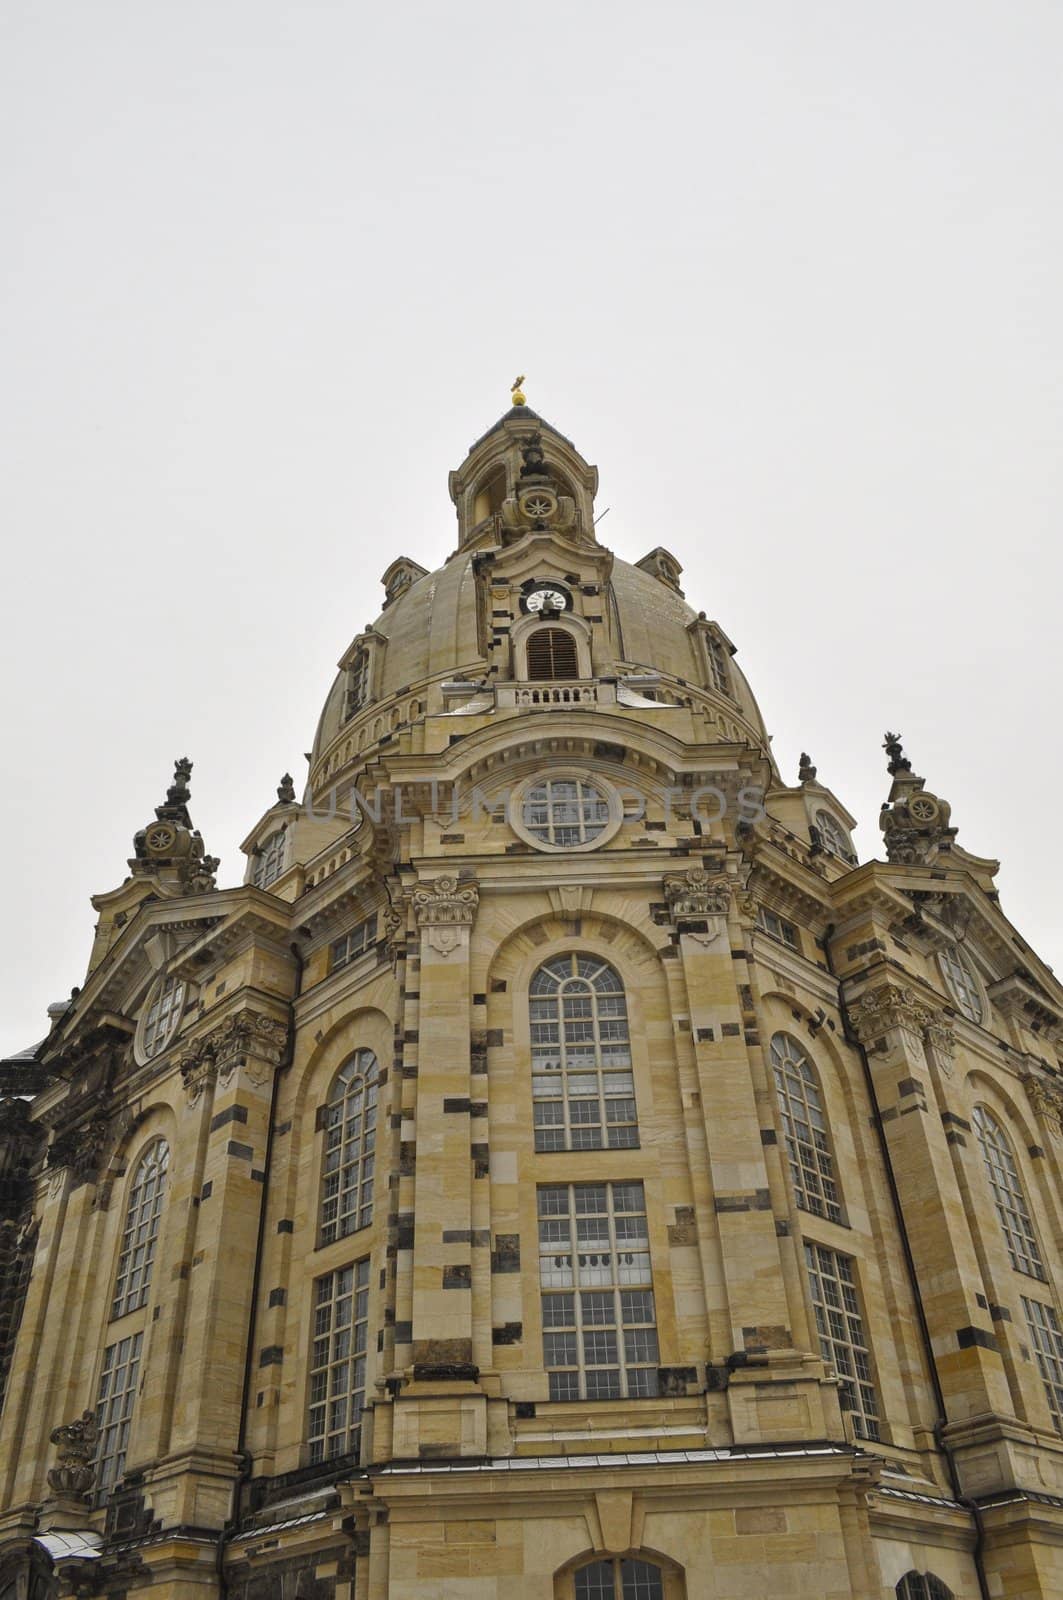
[2,2,1060,1054]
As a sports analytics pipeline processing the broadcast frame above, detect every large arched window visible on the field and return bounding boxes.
[573,1558,665,1599]
[320,1050,379,1245]
[770,1034,842,1224]
[530,955,636,1151]
[527,627,579,680]
[111,1141,169,1319]
[896,1575,952,1600]
[973,1105,1046,1279]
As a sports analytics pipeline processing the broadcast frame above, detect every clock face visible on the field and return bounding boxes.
[526,587,569,613]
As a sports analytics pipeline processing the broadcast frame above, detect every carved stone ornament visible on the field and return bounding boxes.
[848,982,933,1043]
[47,1409,99,1496]
[663,868,731,919]
[922,1015,957,1076]
[180,1011,288,1101]
[1023,1074,1063,1139]
[46,1118,113,1183]
[410,876,479,956]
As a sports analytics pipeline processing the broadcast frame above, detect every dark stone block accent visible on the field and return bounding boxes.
[394,1321,412,1343]
[492,1321,523,1345]
[442,1229,472,1243]
[439,834,465,844]
[486,1028,504,1047]
[760,1127,778,1146]
[227,1141,254,1160]
[989,1303,1013,1322]
[491,979,507,992]
[660,946,679,959]
[473,993,487,1006]
[657,1366,698,1397]
[900,1103,928,1117]
[721,1023,741,1038]
[390,1113,403,1129]
[472,1143,489,1177]
[775,1219,790,1236]
[945,1131,967,1147]
[1030,1145,1046,1159]
[714,1190,772,1213]
[268,1287,286,1308]
[744,1030,760,1046]
[976,1293,988,1309]
[667,1205,698,1245]
[277,1218,294,1233]
[941,1111,972,1130]
[201,1180,213,1200]
[594,741,626,762]
[211,1103,249,1131]
[743,1324,790,1350]
[315,1103,330,1131]
[898,1077,923,1097]
[491,1234,520,1272]
[957,1325,1000,1352]
[419,1442,460,1458]
[274,1119,292,1137]
[442,1264,472,1289]
[739,985,755,1012]
[470,1101,488,1118]
[259,1345,284,1367]
[252,1168,266,1183]
[399,1141,416,1175]
[730,949,748,960]
[443,1097,471,1114]
[675,1017,691,1031]
[404,1029,419,1043]
[696,1027,715,1042]
[395,1216,415,1250]
[515,1401,536,1418]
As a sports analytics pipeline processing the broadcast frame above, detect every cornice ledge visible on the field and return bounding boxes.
[746,858,833,923]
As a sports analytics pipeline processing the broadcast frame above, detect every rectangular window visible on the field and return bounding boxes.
[330,914,378,973]
[538,1183,658,1400]
[755,905,799,951]
[804,1243,880,1441]
[308,1261,371,1464]
[1022,1296,1063,1432]
[344,652,370,720]
[94,1332,143,1503]
[706,631,732,697]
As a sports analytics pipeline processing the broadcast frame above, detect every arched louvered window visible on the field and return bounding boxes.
[253,829,287,889]
[896,1575,953,1600]
[770,1034,842,1223]
[527,627,579,681]
[320,1049,378,1244]
[530,955,636,1150]
[111,1141,169,1318]
[574,1558,665,1599]
[815,809,857,866]
[973,1105,1046,1278]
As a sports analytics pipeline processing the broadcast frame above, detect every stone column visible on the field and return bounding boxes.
[666,868,827,1443]
[847,980,1014,1425]
[391,872,485,1460]
[153,1007,288,1529]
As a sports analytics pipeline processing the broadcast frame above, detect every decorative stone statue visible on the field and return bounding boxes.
[798,752,817,783]
[277,773,297,804]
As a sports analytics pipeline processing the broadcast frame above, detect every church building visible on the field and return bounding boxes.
[2,389,1063,1600]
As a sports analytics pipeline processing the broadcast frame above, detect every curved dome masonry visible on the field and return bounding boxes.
[1,394,1062,1600]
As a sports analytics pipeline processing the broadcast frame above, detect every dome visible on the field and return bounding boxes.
[309,403,774,791]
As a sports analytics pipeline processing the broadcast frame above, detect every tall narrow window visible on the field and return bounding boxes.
[538,1182,658,1400]
[706,631,731,697]
[527,627,579,681]
[344,651,370,719]
[938,946,983,1023]
[1021,1297,1063,1432]
[530,955,636,1151]
[804,1243,879,1440]
[308,1260,370,1463]
[94,1331,143,1503]
[111,1142,169,1319]
[574,1559,665,1599]
[973,1106,1046,1279]
[320,1050,378,1245]
[896,1578,953,1600]
[140,975,185,1060]
[770,1034,842,1224]
[253,830,287,889]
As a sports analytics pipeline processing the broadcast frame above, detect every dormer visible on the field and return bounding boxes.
[380,556,428,609]
[636,546,684,596]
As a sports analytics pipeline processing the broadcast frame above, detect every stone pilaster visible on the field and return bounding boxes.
[847,979,1014,1432]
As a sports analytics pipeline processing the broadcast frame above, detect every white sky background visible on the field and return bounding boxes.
[1,1,1061,1052]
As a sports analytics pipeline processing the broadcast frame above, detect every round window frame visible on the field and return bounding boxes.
[134,971,190,1066]
[510,769,625,854]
